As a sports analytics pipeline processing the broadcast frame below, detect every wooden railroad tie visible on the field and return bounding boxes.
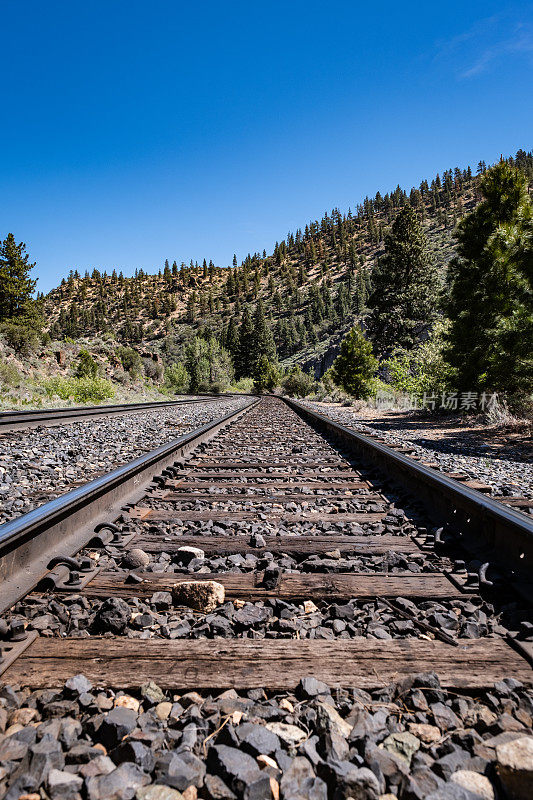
[5,638,530,690]
[133,534,421,556]
[75,571,472,601]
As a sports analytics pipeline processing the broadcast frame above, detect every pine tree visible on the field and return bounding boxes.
[331,327,378,398]
[253,355,279,393]
[186,292,196,322]
[0,234,37,322]
[252,298,277,367]
[354,269,366,314]
[235,307,255,378]
[366,206,438,356]
[225,316,239,360]
[446,161,533,400]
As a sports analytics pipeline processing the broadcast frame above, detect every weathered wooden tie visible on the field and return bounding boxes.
[6,638,530,690]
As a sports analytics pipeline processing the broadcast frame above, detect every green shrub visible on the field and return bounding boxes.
[164,362,190,393]
[230,377,255,393]
[0,360,22,389]
[320,368,336,394]
[282,365,315,397]
[143,357,164,382]
[116,346,143,378]
[206,380,226,395]
[44,376,115,404]
[383,321,454,395]
[1,322,39,356]
[75,349,98,378]
[185,336,234,392]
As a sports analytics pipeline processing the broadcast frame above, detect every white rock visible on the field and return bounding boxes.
[265,722,307,745]
[176,546,205,562]
[496,736,533,800]
[451,770,495,800]
[172,580,225,612]
[316,701,352,738]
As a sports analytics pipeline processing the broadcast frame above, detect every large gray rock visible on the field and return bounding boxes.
[93,597,131,634]
[86,762,150,800]
[207,745,271,797]
[97,707,138,749]
[136,786,184,800]
[175,546,205,565]
[47,768,83,799]
[381,731,420,765]
[318,761,381,800]
[235,722,280,756]
[123,548,150,569]
[155,751,206,791]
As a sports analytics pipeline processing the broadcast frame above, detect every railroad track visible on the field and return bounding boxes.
[0,396,532,798]
[0,396,227,432]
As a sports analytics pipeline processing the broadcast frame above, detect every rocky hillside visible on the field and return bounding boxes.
[42,150,533,377]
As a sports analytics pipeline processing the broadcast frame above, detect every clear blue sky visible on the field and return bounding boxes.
[1,1,532,292]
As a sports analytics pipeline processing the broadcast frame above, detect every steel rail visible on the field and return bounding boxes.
[0,396,231,432]
[0,397,259,613]
[284,397,533,597]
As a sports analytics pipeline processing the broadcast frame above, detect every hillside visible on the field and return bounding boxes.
[41,150,532,382]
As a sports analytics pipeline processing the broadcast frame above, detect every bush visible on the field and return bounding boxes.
[113,367,130,385]
[75,349,98,378]
[1,322,39,356]
[282,365,315,397]
[0,360,22,389]
[205,380,226,395]
[115,347,143,378]
[143,358,164,382]
[44,377,115,404]
[164,362,190,394]
[230,377,255,393]
[383,321,454,395]
[185,336,234,392]
[320,368,336,394]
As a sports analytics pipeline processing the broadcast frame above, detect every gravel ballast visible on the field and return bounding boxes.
[301,402,533,500]
[0,398,249,525]
[0,674,532,800]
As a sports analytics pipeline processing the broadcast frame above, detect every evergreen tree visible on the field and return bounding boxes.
[354,269,366,314]
[225,316,239,360]
[0,233,37,322]
[75,349,98,378]
[446,161,533,400]
[253,355,279,393]
[252,298,277,367]
[366,206,438,356]
[331,327,378,398]
[186,292,196,322]
[235,307,255,378]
